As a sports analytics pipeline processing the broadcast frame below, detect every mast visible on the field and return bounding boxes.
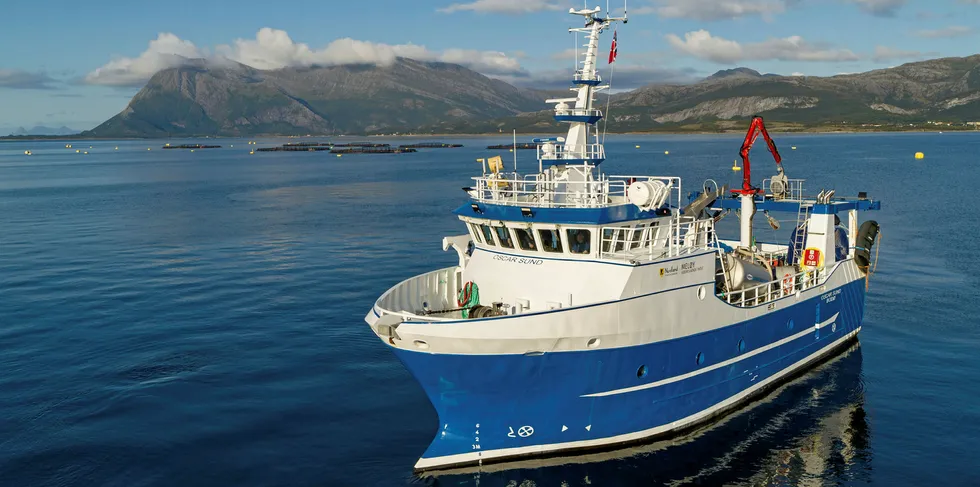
[542,7,625,169]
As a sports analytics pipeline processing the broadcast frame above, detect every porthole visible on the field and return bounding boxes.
[697,286,706,300]
[637,365,648,378]
[737,338,746,353]
[587,337,601,348]
[696,352,705,366]
[832,323,837,333]
[413,340,429,350]
[787,320,795,331]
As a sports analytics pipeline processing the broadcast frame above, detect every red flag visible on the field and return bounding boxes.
[608,29,618,64]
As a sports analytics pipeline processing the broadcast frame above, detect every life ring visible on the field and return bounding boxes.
[782,273,794,295]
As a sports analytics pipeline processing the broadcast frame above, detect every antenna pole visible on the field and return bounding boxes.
[513,129,517,172]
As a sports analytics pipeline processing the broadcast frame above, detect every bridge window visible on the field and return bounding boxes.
[494,226,514,249]
[567,229,591,254]
[538,229,563,253]
[479,224,495,246]
[514,228,537,251]
[630,225,645,250]
[469,223,483,244]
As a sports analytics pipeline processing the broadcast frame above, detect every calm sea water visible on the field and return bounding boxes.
[1,133,978,487]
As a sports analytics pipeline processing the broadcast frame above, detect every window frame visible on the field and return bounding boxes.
[494,225,515,249]
[479,224,496,246]
[513,227,538,251]
[537,228,564,254]
[566,228,593,255]
[469,223,483,244]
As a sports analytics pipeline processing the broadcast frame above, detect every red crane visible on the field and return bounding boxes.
[733,116,783,195]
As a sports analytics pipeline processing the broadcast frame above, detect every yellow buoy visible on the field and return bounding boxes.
[664,151,670,155]
[165,143,170,147]
[230,145,234,148]
[791,146,797,150]
[114,147,118,150]
[915,152,925,159]
[83,151,88,154]
[89,146,93,149]
[76,149,80,153]
[24,150,31,155]
[635,145,640,149]
[732,160,741,171]
[147,148,151,151]
[190,149,195,152]
[337,154,342,157]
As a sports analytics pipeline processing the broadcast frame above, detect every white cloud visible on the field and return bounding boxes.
[647,0,789,21]
[871,46,923,63]
[913,26,974,38]
[437,0,561,14]
[666,30,860,64]
[85,28,525,87]
[845,0,907,16]
[84,33,205,86]
[791,72,805,76]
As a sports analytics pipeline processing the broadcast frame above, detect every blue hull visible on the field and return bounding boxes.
[391,279,868,470]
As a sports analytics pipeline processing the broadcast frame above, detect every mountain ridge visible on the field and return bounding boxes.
[81,53,980,137]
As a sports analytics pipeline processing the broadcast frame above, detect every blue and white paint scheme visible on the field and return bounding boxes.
[365,6,882,473]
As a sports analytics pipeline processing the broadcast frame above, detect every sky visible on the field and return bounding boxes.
[1,0,979,132]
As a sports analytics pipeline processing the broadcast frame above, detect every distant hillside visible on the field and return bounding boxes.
[84,58,551,137]
[8,125,78,136]
[82,54,980,137]
[430,54,980,134]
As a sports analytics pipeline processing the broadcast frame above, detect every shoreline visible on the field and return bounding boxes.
[1,127,977,142]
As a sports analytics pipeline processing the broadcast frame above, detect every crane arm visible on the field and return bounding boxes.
[734,116,783,194]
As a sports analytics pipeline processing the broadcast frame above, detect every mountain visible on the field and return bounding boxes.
[9,125,78,136]
[84,58,550,137]
[427,54,980,134]
[83,54,980,137]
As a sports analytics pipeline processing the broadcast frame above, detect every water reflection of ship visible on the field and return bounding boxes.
[424,342,870,487]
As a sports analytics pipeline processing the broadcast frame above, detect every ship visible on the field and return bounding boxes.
[365,5,882,473]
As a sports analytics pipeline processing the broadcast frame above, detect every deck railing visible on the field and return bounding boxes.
[537,143,605,162]
[721,265,827,307]
[554,107,603,119]
[470,174,681,210]
[598,215,715,262]
[762,178,806,200]
[375,266,463,320]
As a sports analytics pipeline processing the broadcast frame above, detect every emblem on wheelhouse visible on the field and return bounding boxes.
[365,5,882,473]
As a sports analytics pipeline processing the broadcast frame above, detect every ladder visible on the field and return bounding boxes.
[791,203,811,264]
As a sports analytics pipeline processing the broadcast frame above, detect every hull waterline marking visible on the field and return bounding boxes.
[582,312,840,398]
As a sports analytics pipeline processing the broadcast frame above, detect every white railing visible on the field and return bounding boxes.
[537,143,605,162]
[554,108,603,119]
[471,171,619,208]
[598,216,715,262]
[721,265,827,307]
[376,266,463,321]
[573,70,600,83]
[470,173,681,210]
[763,178,806,200]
